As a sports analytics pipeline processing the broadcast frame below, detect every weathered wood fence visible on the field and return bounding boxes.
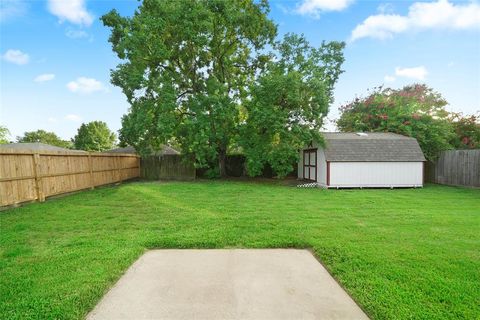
[0,149,140,207]
[426,149,480,187]
[141,155,195,180]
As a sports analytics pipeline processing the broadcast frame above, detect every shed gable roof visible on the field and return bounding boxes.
[322,133,426,162]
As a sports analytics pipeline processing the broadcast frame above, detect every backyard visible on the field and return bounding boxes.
[0,181,479,319]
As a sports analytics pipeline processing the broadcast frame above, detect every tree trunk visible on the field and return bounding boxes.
[218,148,227,178]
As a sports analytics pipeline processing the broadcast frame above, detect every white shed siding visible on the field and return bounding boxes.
[329,162,423,188]
[316,149,327,186]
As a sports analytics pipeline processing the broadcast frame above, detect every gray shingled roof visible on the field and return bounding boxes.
[104,145,180,155]
[322,132,426,162]
[0,142,87,153]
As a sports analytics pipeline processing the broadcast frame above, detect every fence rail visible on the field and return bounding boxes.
[0,149,140,207]
[426,149,480,187]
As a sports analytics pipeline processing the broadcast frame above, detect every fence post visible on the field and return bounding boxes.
[32,152,45,202]
[88,153,94,190]
[137,156,141,178]
[116,155,121,183]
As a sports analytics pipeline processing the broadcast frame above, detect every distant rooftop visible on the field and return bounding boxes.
[321,132,425,162]
[104,145,180,155]
[0,142,87,153]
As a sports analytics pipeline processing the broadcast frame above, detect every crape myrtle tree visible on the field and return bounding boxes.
[448,112,480,149]
[240,34,344,177]
[336,84,455,161]
[73,121,117,152]
[102,0,344,177]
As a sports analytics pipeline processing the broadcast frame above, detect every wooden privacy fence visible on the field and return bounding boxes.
[141,155,195,180]
[0,149,140,207]
[426,149,480,187]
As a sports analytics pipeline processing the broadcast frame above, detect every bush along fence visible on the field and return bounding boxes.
[196,154,297,178]
[0,149,140,207]
[141,155,196,180]
[425,149,480,187]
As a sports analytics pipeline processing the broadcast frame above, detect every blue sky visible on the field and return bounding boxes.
[1,0,479,140]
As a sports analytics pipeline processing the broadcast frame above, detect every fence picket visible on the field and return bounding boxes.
[426,149,480,187]
[0,149,140,207]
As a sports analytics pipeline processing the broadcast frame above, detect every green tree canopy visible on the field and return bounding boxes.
[17,130,71,149]
[73,121,117,152]
[102,0,344,177]
[240,34,344,177]
[102,0,276,177]
[0,126,10,144]
[336,84,455,161]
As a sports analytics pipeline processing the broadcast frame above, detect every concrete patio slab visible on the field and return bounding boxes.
[87,249,368,320]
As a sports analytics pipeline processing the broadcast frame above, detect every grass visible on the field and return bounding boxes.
[0,181,479,319]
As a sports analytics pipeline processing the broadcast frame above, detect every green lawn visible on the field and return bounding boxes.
[0,181,479,319]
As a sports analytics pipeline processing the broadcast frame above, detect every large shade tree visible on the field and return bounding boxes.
[240,34,344,177]
[336,84,455,161]
[102,0,344,177]
[102,0,276,177]
[73,121,117,152]
[17,130,71,149]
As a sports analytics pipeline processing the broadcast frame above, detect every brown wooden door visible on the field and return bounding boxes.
[303,149,317,181]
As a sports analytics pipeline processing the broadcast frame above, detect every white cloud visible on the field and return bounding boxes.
[384,75,396,82]
[351,14,408,40]
[65,28,88,39]
[296,0,354,17]
[350,0,480,41]
[0,0,28,22]
[65,114,82,122]
[48,117,58,123]
[2,49,29,65]
[67,77,106,94]
[34,73,55,82]
[409,0,480,29]
[395,66,428,80]
[47,0,93,26]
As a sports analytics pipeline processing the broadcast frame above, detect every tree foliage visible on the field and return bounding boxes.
[336,84,455,161]
[448,112,480,149]
[73,121,117,152]
[0,126,10,144]
[17,130,71,149]
[102,0,276,176]
[240,34,344,177]
[102,0,344,177]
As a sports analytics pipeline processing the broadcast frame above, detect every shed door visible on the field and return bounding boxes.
[303,149,317,181]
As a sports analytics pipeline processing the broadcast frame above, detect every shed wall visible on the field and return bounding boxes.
[329,162,423,188]
[316,149,327,186]
[298,142,326,185]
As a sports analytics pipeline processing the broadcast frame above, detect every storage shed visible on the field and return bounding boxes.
[298,133,426,188]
